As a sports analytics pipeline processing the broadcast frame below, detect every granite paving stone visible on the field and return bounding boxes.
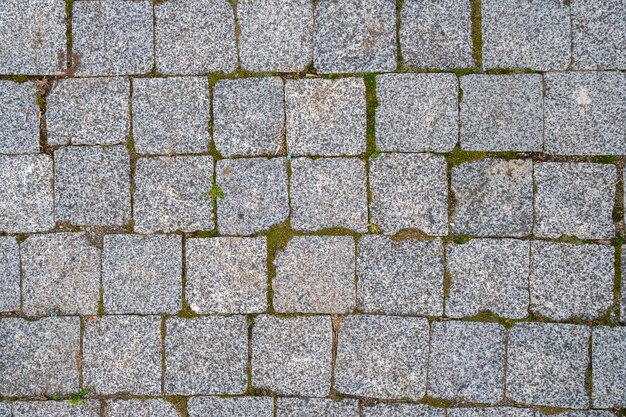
[364,404,445,417]
[0,403,8,417]
[592,326,626,408]
[12,401,100,417]
[0,237,20,312]
[277,398,359,417]
[447,408,536,417]
[106,399,179,417]
[0,80,39,153]
[537,413,618,417]
[188,397,273,417]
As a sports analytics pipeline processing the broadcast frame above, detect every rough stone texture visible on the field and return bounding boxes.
[506,323,590,409]
[155,0,237,74]
[482,0,571,70]
[290,157,368,232]
[375,73,458,152]
[165,316,248,395]
[54,146,130,226]
[285,78,366,156]
[447,408,535,417]
[593,326,626,408]
[277,398,359,417]
[0,237,20,312]
[102,234,182,314]
[0,81,39,153]
[370,153,448,235]
[213,77,284,157]
[238,0,313,72]
[0,403,8,417]
[73,0,153,76]
[334,315,429,400]
[357,236,444,315]
[21,233,100,316]
[538,413,618,417]
[544,72,626,156]
[188,397,273,417]
[186,237,267,314]
[364,404,446,417]
[47,77,130,146]
[623,245,626,325]
[133,156,214,233]
[400,0,473,69]
[216,157,289,235]
[452,159,533,237]
[273,236,356,314]
[106,399,179,417]
[13,401,100,417]
[132,77,210,154]
[460,74,543,152]
[0,317,80,396]
[252,315,332,396]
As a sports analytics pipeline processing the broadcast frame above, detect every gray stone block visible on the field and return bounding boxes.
[273,236,355,314]
[357,236,444,315]
[334,315,429,400]
[21,233,100,316]
[133,156,214,233]
[106,399,179,417]
[447,408,535,417]
[13,401,99,417]
[290,157,368,232]
[0,237,19,312]
[370,153,448,235]
[364,404,445,417]
[375,73,458,152]
[0,81,39,153]
[188,397,273,417]
[277,398,359,417]
[593,326,626,408]
[186,237,267,314]
[537,413,617,417]
[252,315,332,396]
[285,78,366,156]
[0,403,8,417]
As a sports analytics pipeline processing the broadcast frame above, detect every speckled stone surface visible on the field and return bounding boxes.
[106,399,179,417]
[277,398,359,417]
[364,404,445,417]
[447,408,535,417]
[13,401,100,417]
[0,80,39,153]
[592,326,626,408]
[0,237,20,312]
[188,397,273,417]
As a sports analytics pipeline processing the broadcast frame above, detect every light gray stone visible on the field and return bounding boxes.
[213,77,284,157]
[537,413,617,417]
[334,315,429,400]
[0,403,9,417]
[452,158,533,237]
[290,157,368,232]
[277,398,359,417]
[155,0,237,74]
[0,80,39,153]
[252,315,332,396]
[0,237,19,312]
[0,317,80,396]
[106,399,178,417]
[506,323,590,408]
[188,397,273,417]
[165,316,248,395]
[364,404,445,417]
[375,73,458,152]
[370,153,448,235]
[273,236,355,314]
[357,236,444,315]
[460,74,543,152]
[21,233,100,316]
[133,156,214,233]
[13,401,99,417]
[592,326,626,408]
[448,408,535,417]
[186,237,267,314]
[285,78,366,156]
[544,72,626,156]
[216,157,289,235]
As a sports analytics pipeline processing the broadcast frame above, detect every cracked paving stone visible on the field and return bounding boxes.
[106,399,179,417]
[364,404,445,417]
[12,401,100,417]
[0,80,39,154]
[447,408,535,417]
[188,397,273,417]
[277,398,359,417]
[592,326,626,408]
[0,237,19,312]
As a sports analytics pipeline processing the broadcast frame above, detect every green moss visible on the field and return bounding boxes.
[484,68,536,75]
[421,396,451,408]
[614,240,622,322]
[452,235,471,244]
[461,310,515,329]
[364,73,378,157]
[591,155,619,164]
[554,235,593,245]
[390,228,434,242]
[261,221,296,312]
[176,304,199,319]
[534,406,572,415]
[445,147,487,168]
[449,68,478,77]
[65,0,74,54]
[395,0,404,68]
[188,230,218,238]
[469,0,482,68]
[37,95,46,110]
[164,395,188,417]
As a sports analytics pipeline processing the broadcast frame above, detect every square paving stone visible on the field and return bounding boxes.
[106,399,179,417]
[0,154,54,233]
[277,398,359,417]
[446,238,529,319]
[400,0,473,69]
[188,397,273,417]
[364,404,445,417]
[72,0,153,76]
[334,315,429,400]
[47,77,130,146]
[452,158,533,237]
[290,157,368,232]
[375,73,458,152]
[238,0,314,72]
[370,153,448,235]
[592,326,626,408]
[0,317,80,396]
[506,323,590,409]
[216,157,289,235]
[285,78,366,156]
[357,236,444,316]
[252,315,332,396]
[460,75,543,152]
[273,236,355,314]
[102,234,182,314]
[132,77,210,154]
[155,0,237,74]
[213,77,284,157]
[21,233,100,316]
[544,72,626,156]
[54,146,130,227]
[165,316,248,395]
[186,237,266,314]
[0,237,19,312]
[133,156,214,233]
[447,408,535,417]
[0,81,39,154]
[13,401,100,417]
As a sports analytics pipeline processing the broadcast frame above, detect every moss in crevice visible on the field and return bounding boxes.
[389,228,435,242]
[445,147,488,168]
[461,310,516,329]
[484,68,537,75]
[452,234,471,244]
[421,395,451,408]
[469,0,482,69]
[261,221,296,313]
[164,395,188,417]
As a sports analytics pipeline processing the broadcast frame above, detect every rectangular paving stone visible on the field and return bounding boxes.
[0,80,39,153]
[277,398,359,417]
[364,404,445,417]
[357,236,444,316]
[252,315,332,396]
[537,413,618,417]
[13,401,100,417]
[186,237,267,314]
[285,78,366,156]
[0,237,19,312]
[375,73,458,153]
[21,233,100,316]
[460,74,543,152]
[132,77,209,154]
[188,397,273,417]
[448,408,535,417]
[0,317,80,396]
[273,236,355,314]
[106,399,179,417]
[592,326,626,408]
[334,315,429,400]
[165,316,247,395]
